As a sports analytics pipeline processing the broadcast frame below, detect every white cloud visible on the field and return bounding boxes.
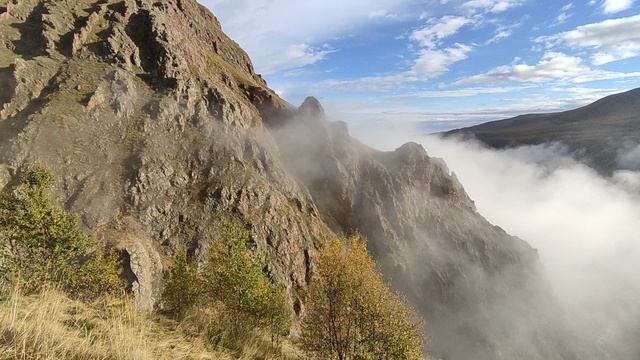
[554,3,574,25]
[202,0,412,74]
[369,9,397,19]
[461,0,524,13]
[554,86,624,99]
[393,85,531,98]
[408,16,474,78]
[408,16,476,77]
[602,0,636,14]
[415,137,640,360]
[317,14,475,91]
[260,44,336,75]
[413,44,472,76]
[555,12,572,25]
[315,43,472,91]
[485,28,513,44]
[320,85,635,136]
[460,52,640,83]
[484,21,523,45]
[537,14,640,65]
[348,123,640,359]
[461,52,586,83]
[591,44,640,65]
[317,74,417,92]
[405,88,619,119]
[410,16,473,48]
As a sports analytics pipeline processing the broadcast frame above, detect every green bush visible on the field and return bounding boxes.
[65,251,125,301]
[160,248,202,318]
[202,222,291,336]
[161,221,291,340]
[0,164,124,299]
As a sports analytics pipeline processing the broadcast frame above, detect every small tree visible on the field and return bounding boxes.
[160,221,292,338]
[301,237,424,360]
[0,164,124,299]
[65,250,124,301]
[161,248,202,318]
[202,221,291,336]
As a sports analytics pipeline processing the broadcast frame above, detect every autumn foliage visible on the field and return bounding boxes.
[301,237,425,360]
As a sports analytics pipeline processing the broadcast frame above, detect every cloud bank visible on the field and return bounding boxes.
[602,0,636,14]
[350,123,640,359]
[460,52,640,84]
[538,14,640,65]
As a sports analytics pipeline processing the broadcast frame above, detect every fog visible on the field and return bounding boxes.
[618,144,640,171]
[350,122,640,359]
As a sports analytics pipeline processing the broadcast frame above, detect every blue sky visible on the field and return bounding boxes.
[202,0,640,132]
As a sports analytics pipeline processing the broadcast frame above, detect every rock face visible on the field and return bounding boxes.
[0,1,590,359]
[0,0,328,314]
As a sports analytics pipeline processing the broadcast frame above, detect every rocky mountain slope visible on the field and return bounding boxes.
[0,0,329,314]
[0,0,594,359]
[444,88,640,174]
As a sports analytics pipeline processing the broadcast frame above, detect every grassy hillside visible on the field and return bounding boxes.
[0,288,302,360]
[0,166,423,360]
[0,288,215,360]
[444,88,640,173]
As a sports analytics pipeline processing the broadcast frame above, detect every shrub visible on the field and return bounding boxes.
[202,221,291,336]
[301,237,425,360]
[66,251,125,301]
[160,221,291,340]
[0,164,124,299]
[160,248,202,318]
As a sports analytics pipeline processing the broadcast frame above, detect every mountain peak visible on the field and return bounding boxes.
[299,96,325,117]
[0,0,286,124]
[396,142,429,160]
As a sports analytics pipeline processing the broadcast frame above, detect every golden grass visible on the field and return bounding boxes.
[0,288,302,360]
[0,288,222,360]
[176,305,302,360]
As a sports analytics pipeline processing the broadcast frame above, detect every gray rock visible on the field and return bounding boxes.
[0,164,10,190]
[123,239,164,311]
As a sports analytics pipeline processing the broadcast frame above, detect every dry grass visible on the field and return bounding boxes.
[0,288,303,360]
[176,305,302,360]
[0,288,223,360]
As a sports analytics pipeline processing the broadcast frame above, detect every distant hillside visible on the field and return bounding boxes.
[444,88,640,173]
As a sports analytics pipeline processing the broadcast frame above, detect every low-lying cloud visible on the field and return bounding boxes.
[351,123,640,359]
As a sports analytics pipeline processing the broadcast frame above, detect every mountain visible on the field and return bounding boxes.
[0,1,599,359]
[444,88,640,173]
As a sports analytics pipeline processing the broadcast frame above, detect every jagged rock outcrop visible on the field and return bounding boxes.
[0,1,592,359]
